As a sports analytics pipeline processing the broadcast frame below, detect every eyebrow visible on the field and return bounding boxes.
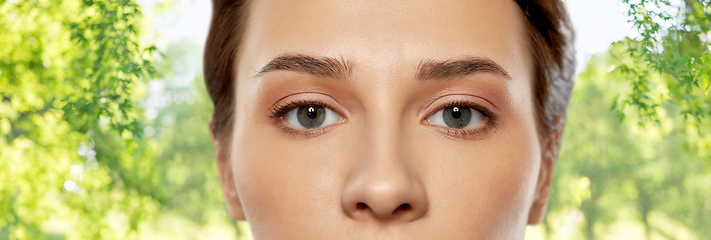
[256,54,511,81]
[415,57,512,81]
[256,54,351,79]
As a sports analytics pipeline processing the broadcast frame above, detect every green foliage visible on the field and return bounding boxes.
[588,4,711,237]
[146,40,224,224]
[145,74,248,239]
[613,0,711,125]
[0,0,164,239]
[544,46,711,240]
[1,0,710,240]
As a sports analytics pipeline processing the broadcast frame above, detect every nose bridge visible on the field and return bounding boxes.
[360,69,409,174]
[367,103,402,159]
[340,86,428,222]
[362,79,411,197]
[362,66,409,156]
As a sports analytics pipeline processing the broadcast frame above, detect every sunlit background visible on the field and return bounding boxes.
[1,0,710,239]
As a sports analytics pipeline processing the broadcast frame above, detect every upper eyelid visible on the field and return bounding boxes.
[425,104,489,127]
[269,93,349,116]
[444,101,497,119]
[426,92,496,106]
[268,100,330,118]
[421,94,495,117]
[422,100,496,123]
[268,99,348,126]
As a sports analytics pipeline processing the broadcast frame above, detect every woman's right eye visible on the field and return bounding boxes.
[283,105,341,129]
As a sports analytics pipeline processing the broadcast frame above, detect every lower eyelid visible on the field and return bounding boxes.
[280,125,324,137]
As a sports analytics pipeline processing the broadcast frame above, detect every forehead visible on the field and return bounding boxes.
[240,0,530,80]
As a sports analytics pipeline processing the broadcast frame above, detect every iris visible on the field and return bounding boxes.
[297,105,326,128]
[443,106,472,129]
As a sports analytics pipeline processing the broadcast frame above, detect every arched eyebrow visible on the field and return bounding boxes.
[256,54,352,79]
[416,57,512,81]
[255,54,510,81]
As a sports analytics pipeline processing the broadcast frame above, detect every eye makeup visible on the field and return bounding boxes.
[267,98,345,137]
[265,93,501,139]
[425,100,501,139]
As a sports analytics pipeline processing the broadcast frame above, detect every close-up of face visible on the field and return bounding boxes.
[7,0,711,237]
[9,0,711,237]
[210,0,569,239]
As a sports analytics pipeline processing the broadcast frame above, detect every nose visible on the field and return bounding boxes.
[340,126,428,222]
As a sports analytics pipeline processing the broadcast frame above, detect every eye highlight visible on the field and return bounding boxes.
[428,106,483,129]
[284,105,340,129]
[267,99,344,136]
[425,100,500,139]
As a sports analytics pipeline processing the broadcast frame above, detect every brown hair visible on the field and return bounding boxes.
[514,0,576,155]
[204,0,575,154]
[204,0,251,141]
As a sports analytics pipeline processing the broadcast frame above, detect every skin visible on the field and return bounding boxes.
[213,0,558,239]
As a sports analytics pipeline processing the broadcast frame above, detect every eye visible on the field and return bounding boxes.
[284,105,341,129]
[427,106,484,129]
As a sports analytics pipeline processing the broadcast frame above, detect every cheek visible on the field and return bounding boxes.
[229,116,349,237]
[410,102,541,237]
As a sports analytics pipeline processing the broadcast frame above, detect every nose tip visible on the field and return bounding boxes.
[341,174,428,222]
[340,113,428,223]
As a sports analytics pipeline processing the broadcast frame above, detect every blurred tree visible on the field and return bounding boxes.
[0,0,164,239]
[613,0,711,144]
[549,49,644,240]
[545,45,711,240]
[609,1,711,238]
[2,0,710,240]
[143,39,246,239]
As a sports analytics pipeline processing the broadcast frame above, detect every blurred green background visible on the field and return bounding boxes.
[0,0,709,239]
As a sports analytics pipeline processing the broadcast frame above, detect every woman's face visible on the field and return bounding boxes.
[217,0,553,238]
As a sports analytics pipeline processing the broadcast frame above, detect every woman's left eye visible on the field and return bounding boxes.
[283,105,341,129]
[427,106,484,129]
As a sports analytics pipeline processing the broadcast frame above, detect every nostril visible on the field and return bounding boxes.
[393,203,411,214]
[356,202,368,210]
[400,204,411,211]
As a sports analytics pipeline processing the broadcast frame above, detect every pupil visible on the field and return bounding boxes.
[443,106,472,129]
[452,107,461,119]
[307,107,318,119]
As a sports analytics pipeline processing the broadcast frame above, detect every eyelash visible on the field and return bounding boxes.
[267,99,337,137]
[267,99,500,138]
[430,100,500,139]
